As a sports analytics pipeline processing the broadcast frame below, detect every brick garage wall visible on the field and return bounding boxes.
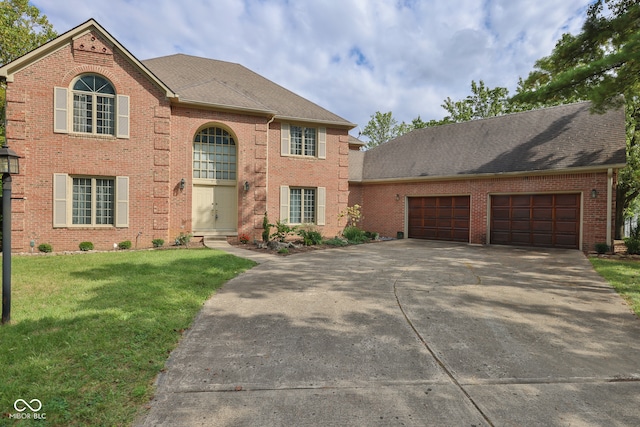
[5,31,171,252]
[353,171,615,252]
[267,123,351,240]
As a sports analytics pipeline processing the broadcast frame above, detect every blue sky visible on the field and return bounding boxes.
[31,0,593,136]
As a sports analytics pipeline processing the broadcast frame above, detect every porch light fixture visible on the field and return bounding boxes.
[244,181,250,192]
[0,143,20,325]
[179,178,185,190]
[395,194,400,201]
[591,189,597,198]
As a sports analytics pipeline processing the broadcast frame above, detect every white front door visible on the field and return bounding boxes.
[192,184,237,232]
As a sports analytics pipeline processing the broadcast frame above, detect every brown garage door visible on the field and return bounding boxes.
[408,196,470,242]
[490,194,580,249]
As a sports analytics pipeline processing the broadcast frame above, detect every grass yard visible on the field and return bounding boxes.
[0,248,255,426]
[590,258,640,317]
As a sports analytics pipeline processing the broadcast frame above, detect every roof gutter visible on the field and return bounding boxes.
[277,115,357,129]
[171,97,277,117]
[349,163,628,184]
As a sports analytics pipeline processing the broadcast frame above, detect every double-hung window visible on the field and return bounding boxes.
[53,174,129,228]
[289,188,316,224]
[281,124,326,159]
[54,74,130,138]
[280,186,326,225]
[72,177,115,225]
[290,126,316,156]
[72,75,115,135]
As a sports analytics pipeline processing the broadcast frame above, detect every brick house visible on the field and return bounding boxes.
[349,102,627,252]
[0,19,627,254]
[0,19,355,252]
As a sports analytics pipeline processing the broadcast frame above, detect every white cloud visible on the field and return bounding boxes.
[31,0,593,133]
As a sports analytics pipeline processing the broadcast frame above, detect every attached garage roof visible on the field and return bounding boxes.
[143,54,355,127]
[356,102,626,182]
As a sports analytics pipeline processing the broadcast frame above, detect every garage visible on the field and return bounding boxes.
[490,194,580,249]
[408,196,470,242]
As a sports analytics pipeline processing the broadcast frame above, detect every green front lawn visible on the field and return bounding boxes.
[0,248,255,426]
[590,258,640,317]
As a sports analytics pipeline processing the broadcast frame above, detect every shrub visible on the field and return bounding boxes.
[324,237,348,247]
[152,238,165,248]
[297,226,323,246]
[79,241,94,251]
[270,220,296,242]
[338,204,362,227]
[364,231,379,240]
[262,212,271,243]
[238,233,250,244]
[118,240,132,250]
[624,237,640,255]
[343,226,368,244]
[625,218,640,255]
[38,243,53,253]
[594,242,609,254]
[277,248,289,254]
[175,232,193,246]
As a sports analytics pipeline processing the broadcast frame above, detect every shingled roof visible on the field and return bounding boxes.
[354,101,626,182]
[143,54,354,127]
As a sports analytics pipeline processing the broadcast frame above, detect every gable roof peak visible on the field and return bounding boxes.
[0,18,175,98]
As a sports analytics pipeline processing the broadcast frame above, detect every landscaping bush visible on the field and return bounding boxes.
[270,220,296,242]
[625,219,640,255]
[175,232,193,246]
[324,237,348,247]
[152,238,165,248]
[624,237,640,255]
[262,212,271,243]
[343,226,368,244]
[38,243,53,253]
[238,233,250,244]
[79,241,94,251]
[595,242,609,254]
[297,226,323,246]
[118,240,132,250]
[365,231,379,240]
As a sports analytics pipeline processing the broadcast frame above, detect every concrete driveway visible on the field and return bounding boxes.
[137,240,640,426]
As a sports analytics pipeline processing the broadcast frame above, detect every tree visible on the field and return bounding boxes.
[440,80,512,123]
[513,0,640,238]
[361,111,407,149]
[0,0,57,66]
[362,81,519,148]
[0,0,57,143]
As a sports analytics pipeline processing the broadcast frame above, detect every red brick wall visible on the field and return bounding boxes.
[6,31,173,252]
[351,171,615,252]
[4,30,351,251]
[266,124,350,240]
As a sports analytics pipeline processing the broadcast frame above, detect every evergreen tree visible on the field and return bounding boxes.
[513,0,640,238]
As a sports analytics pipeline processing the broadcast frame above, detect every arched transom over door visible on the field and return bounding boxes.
[192,127,238,233]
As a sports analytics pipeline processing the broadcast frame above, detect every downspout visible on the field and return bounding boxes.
[607,168,613,247]
[265,115,276,215]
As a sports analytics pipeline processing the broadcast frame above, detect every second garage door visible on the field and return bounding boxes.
[490,194,580,249]
[408,196,470,242]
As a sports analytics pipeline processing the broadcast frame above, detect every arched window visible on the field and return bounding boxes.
[72,74,116,135]
[193,127,237,180]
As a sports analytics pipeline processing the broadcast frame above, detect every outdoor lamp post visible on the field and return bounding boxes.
[0,143,20,325]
